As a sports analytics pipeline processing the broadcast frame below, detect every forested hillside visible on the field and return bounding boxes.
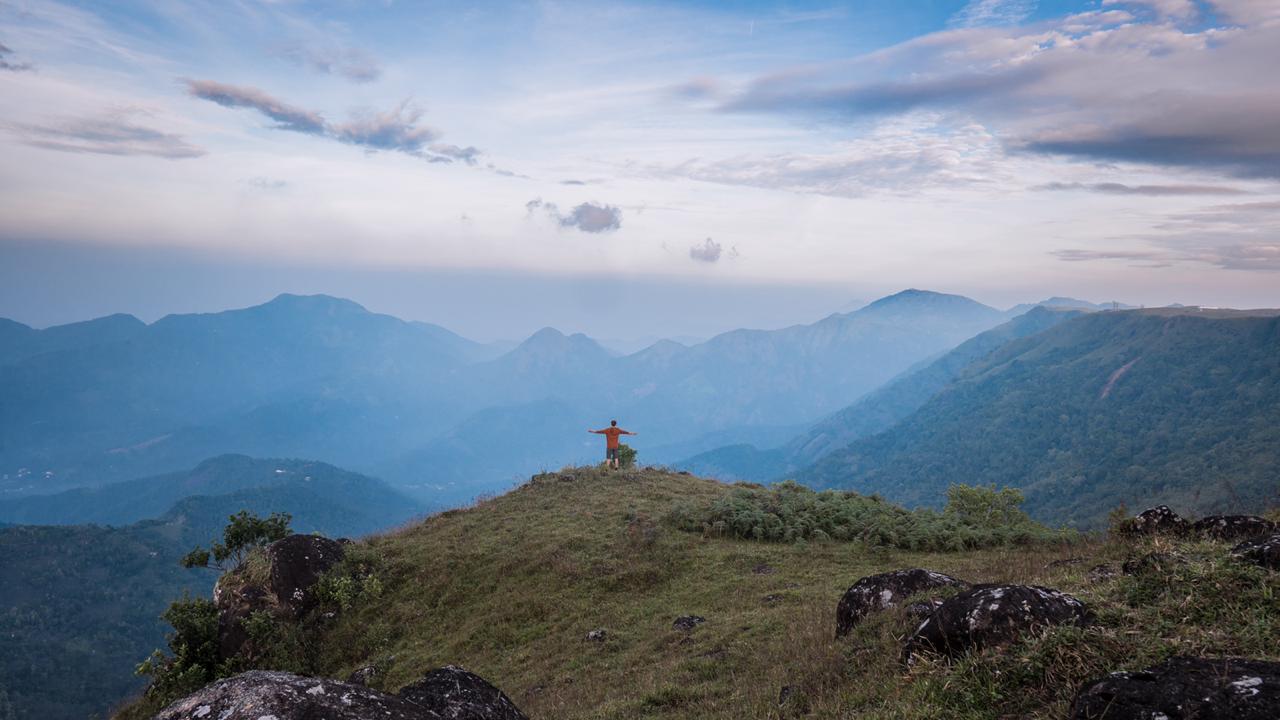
[799,309,1280,526]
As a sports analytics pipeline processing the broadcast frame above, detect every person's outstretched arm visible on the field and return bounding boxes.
[621,429,637,435]
[588,429,604,434]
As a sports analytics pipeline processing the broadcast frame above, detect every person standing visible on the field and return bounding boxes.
[589,420,636,469]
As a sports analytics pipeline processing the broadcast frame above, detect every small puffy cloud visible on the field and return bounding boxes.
[526,198,622,233]
[689,238,723,262]
[279,44,380,83]
[9,111,205,159]
[0,42,33,71]
[185,79,325,134]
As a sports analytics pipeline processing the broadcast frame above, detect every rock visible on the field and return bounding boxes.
[585,629,607,642]
[1087,564,1119,583]
[835,569,969,637]
[265,534,346,617]
[762,594,783,605]
[904,599,944,620]
[212,582,271,659]
[153,670,441,720]
[1232,533,1280,570]
[902,585,1090,664]
[1121,552,1187,576]
[397,665,529,720]
[1193,515,1277,542]
[348,665,380,687]
[673,615,705,632]
[777,685,796,706]
[1069,656,1280,719]
[752,563,776,575]
[1125,505,1187,536]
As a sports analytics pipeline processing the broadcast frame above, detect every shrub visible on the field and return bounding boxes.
[617,444,637,469]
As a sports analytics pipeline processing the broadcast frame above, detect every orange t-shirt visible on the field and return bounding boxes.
[601,427,624,449]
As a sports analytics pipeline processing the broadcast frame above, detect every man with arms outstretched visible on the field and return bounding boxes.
[589,420,636,469]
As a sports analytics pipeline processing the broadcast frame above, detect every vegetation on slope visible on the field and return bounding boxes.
[119,466,1280,719]
[799,309,1280,527]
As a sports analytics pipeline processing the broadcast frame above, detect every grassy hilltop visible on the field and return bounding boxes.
[122,466,1280,719]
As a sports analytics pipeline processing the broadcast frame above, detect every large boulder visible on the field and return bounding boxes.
[1232,533,1280,571]
[835,569,969,637]
[1125,505,1187,536]
[211,581,272,660]
[1069,656,1280,719]
[265,534,346,617]
[154,668,529,720]
[397,666,529,720]
[1192,515,1276,542]
[902,585,1090,664]
[153,670,441,720]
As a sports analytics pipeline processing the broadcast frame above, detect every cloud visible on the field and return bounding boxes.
[8,112,205,159]
[185,79,325,133]
[949,0,1038,28]
[526,198,623,233]
[0,42,33,71]
[710,5,1280,178]
[1053,248,1172,263]
[1035,182,1250,196]
[1102,0,1197,20]
[689,238,723,262]
[279,44,380,83]
[246,176,288,190]
[185,79,477,162]
[329,103,438,153]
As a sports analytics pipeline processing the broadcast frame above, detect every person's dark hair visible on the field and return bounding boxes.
[611,420,617,426]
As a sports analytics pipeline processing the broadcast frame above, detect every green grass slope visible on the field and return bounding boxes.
[798,308,1280,527]
[129,466,1279,719]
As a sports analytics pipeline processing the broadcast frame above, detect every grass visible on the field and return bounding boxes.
[121,466,1280,719]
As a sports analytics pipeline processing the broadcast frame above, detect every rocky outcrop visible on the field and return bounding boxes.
[154,667,529,720]
[902,585,1090,664]
[1124,505,1187,536]
[153,670,440,720]
[1069,656,1280,719]
[673,615,705,632]
[1191,515,1276,542]
[835,569,969,637]
[211,582,272,660]
[398,666,529,720]
[1232,533,1280,570]
[265,534,346,617]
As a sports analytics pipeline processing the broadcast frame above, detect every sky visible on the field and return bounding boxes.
[1,0,1279,340]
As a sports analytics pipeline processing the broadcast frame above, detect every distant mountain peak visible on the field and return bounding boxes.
[261,293,369,314]
[855,289,1000,319]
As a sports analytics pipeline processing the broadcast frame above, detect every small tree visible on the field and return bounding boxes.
[617,443,637,469]
[182,510,292,572]
[944,484,1030,527]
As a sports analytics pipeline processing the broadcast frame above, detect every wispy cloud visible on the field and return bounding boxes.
[689,237,723,262]
[1035,182,1250,196]
[526,198,622,233]
[184,79,477,162]
[949,0,1038,28]
[0,41,33,71]
[278,44,380,84]
[8,111,205,159]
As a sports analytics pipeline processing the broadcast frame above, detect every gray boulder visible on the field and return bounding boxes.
[1069,656,1280,719]
[397,666,529,720]
[902,585,1090,664]
[1232,533,1280,570]
[1191,515,1276,542]
[152,670,440,720]
[1125,505,1187,536]
[836,568,969,637]
[265,534,346,617]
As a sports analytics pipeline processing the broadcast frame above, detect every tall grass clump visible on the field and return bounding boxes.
[667,480,1071,551]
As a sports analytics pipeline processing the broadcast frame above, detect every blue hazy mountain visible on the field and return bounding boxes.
[679,306,1088,481]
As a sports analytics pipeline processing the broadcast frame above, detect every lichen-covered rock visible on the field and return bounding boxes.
[1069,656,1280,719]
[397,666,529,720]
[265,534,346,617]
[153,670,442,720]
[835,569,968,637]
[1191,515,1277,542]
[211,581,271,659]
[1232,533,1280,571]
[673,615,705,631]
[904,599,945,621]
[902,584,1090,664]
[585,629,608,642]
[1125,505,1187,536]
[1121,551,1188,576]
[1087,564,1119,583]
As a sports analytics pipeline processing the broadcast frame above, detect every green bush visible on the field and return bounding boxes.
[135,595,222,704]
[667,480,1069,551]
[617,444,637,469]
